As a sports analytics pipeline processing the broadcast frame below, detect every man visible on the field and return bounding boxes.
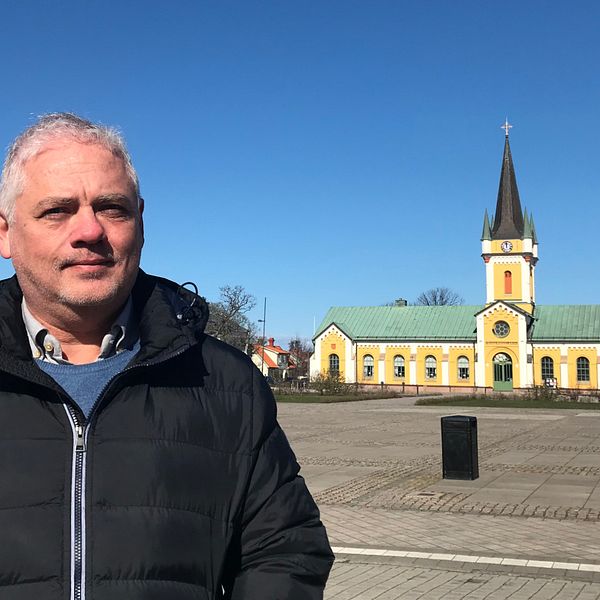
[0,113,333,600]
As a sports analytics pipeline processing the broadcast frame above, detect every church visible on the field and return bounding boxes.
[310,128,600,391]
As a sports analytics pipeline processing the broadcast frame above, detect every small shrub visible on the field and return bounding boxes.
[274,380,310,395]
[310,370,350,395]
[523,385,559,403]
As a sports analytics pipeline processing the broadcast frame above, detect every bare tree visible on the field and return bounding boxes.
[414,287,464,306]
[206,285,257,352]
[288,337,313,378]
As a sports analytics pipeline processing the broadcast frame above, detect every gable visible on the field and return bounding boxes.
[475,300,531,319]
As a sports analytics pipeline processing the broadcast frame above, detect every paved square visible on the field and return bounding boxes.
[277,396,600,598]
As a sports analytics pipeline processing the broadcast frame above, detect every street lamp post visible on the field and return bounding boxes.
[257,297,267,377]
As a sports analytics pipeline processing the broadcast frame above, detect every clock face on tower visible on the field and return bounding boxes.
[501,241,513,253]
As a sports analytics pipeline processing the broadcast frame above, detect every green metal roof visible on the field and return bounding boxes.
[315,304,600,342]
[314,305,481,341]
[532,305,600,340]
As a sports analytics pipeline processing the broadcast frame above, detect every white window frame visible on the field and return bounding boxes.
[363,354,374,379]
[457,356,469,380]
[541,356,554,380]
[329,353,339,375]
[577,357,590,382]
[425,355,437,380]
[393,355,405,378]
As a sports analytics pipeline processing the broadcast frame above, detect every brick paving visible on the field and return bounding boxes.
[326,560,600,599]
[276,397,600,598]
[320,506,600,562]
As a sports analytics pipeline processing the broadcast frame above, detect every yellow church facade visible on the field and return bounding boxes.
[310,132,600,392]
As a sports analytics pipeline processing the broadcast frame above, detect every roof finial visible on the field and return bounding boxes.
[501,118,513,137]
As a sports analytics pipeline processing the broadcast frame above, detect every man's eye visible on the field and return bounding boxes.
[101,205,129,216]
[41,207,67,217]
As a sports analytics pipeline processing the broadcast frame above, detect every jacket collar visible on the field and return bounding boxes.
[0,270,209,370]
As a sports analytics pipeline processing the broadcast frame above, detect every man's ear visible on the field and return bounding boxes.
[0,215,12,259]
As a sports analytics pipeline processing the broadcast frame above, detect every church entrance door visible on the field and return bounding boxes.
[493,353,513,391]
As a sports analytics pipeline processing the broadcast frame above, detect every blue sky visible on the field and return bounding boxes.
[0,1,599,345]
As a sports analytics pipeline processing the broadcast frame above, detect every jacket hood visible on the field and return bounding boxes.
[131,270,209,364]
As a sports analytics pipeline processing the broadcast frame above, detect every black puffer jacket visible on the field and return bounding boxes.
[0,271,333,600]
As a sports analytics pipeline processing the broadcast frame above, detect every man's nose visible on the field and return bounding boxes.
[69,208,106,246]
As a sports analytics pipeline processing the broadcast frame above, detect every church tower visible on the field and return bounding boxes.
[481,122,538,313]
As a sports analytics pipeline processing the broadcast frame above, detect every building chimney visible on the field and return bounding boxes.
[268,337,275,346]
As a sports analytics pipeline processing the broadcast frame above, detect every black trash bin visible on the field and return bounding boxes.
[441,415,478,480]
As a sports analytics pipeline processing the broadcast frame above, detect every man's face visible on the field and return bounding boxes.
[0,139,144,319]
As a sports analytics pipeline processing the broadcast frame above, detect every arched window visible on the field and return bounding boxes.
[329,354,339,375]
[363,354,374,379]
[425,355,437,379]
[541,356,554,380]
[393,355,405,378]
[577,357,590,382]
[504,270,512,294]
[457,356,469,380]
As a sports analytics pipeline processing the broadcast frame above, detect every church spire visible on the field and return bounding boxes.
[491,123,525,240]
[481,209,492,241]
[523,209,531,238]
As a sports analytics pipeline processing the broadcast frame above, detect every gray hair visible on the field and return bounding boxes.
[0,112,140,222]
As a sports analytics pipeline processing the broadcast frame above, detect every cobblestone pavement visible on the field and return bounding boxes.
[326,560,600,600]
[276,397,600,599]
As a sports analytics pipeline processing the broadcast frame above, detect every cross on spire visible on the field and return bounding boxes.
[501,118,513,137]
[491,120,524,240]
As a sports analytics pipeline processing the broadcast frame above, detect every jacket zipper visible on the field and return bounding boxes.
[63,403,87,600]
[61,346,189,600]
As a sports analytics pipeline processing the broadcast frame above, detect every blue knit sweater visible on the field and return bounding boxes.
[36,342,140,418]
